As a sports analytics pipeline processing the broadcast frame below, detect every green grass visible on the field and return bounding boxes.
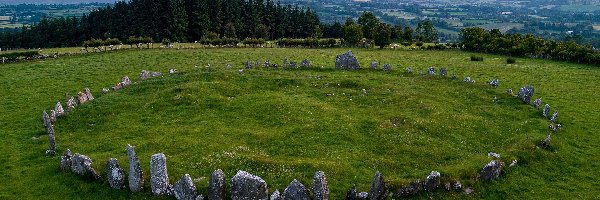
[0,48,599,199]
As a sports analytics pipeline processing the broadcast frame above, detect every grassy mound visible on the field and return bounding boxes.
[1,48,599,199]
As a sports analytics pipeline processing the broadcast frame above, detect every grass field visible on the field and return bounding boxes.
[0,48,599,199]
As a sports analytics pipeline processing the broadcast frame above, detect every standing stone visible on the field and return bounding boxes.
[49,110,57,123]
[255,60,260,68]
[489,79,499,88]
[290,61,297,69]
[427,67,435,75]
[517,85,535,104]
[463,76,473,83]
[479,160,503,181]
[42,111,51,128]
[539,133,552,148]
[335,50,360,70]
[358,192,368,200]
[127,144,144,192]
[230,170,268,200]
[170,69,177,74]
[396,180,422,197]
[175,174,197,200]
[140,70,150,80]
[406,67,412,74]
[270,190,282,200]
[209,169,226,200]
[239,69,245,75]
[151,71,162,77]
[453,181,462,191]
[312,171,329,200]
[368,171,386,200]
[77,91,88,104]
[283,57,289,69]
[46,132,56,155]
[60,149,72,171]
[533,98,542,109]
[370,61,378,70]
[440,67,447,76]
[543,104,550,118]
[382,64,391,72]
[264,60,270,68]
[245,61,252,69]
[71,153,101,180]
[55,102,65,116]
[151,153,170,195]
[102,88,110,94]
[423,171,440,192]
[121,76,132,86]
[67,96,78,109]
[226,64,232,70]
[550,111,558,123]
[283,179,308,200]
[345,184,358,200]
[301,59,310,68]
[85,88,94,101]
[106,158,126,189]
[506,88,513,95]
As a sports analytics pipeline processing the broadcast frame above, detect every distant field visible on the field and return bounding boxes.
[380,10,417,20]
[593,25,600,31]
[480,23,524,33]
[0,22,24,29]
[556,5,600,13]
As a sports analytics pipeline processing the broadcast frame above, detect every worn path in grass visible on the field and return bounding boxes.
[0,48,598,199]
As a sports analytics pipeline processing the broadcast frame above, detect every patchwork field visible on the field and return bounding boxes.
[0,48,599,199]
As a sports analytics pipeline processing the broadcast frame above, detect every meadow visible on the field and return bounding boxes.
[0,48,599,199]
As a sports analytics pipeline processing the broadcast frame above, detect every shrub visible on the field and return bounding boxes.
[471,55,484,61]
[400,41,413,46]
[415,42,424,47]
[507,57,516,64]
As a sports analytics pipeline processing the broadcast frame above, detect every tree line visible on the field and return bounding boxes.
[461,27,599,65]
[0,0,321,48]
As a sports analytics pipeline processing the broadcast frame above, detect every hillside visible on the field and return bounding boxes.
[0,48,599,199]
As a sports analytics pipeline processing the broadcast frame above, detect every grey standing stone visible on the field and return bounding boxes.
[489,79,499,88]
[423,171,440,192]
[42,111,51,128]
[46,132,56,155]
[313,171,329,200]
[209,169,226,200]
[357,192,368,200]
[283,179,308,200]
[49,110,57,123]
[406,67,412,74]
[427,67,435,75]
[289,61,297,69]
[230,170,268,200]
[255,60,260,68]
[533,98,542,109]
[151,71,162,77]
[60,149,72,171]
[283,57,289,69]
[140,70,150,80]
[550,111,558,123]
[71,153,100,180]
[301,59,310,68]
[463,76,473,83]
[543,104,550,118]
[67,96,77,109]
[487,152,501,159]
[368,171,387,200]
[55,102,65,116]
[102,88,110,94]
[127,144,144,192]
[270,189,282,200]
[151,153,170,195]
[453,181,462,191]
[549,123,562,132]
[440,67,447,76]
[121,76,131,86]
[345,184,358,200]
[264,60,270,69]
[175,174,197,200]
[335,50,360,70]
[77,91,88,104]
[170,69,177,74]
[245,61,252,69]
[382,64,391,72]
[85,88,94,101]
[226,64,232,70]
[539,133,552,148]
[370,61,378,70]
[517,85,535,104]
[107,158,126,189]
[479,160,503,181]
[396,180,422,197]
[506,88,513,95]
[197,194,205,200]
